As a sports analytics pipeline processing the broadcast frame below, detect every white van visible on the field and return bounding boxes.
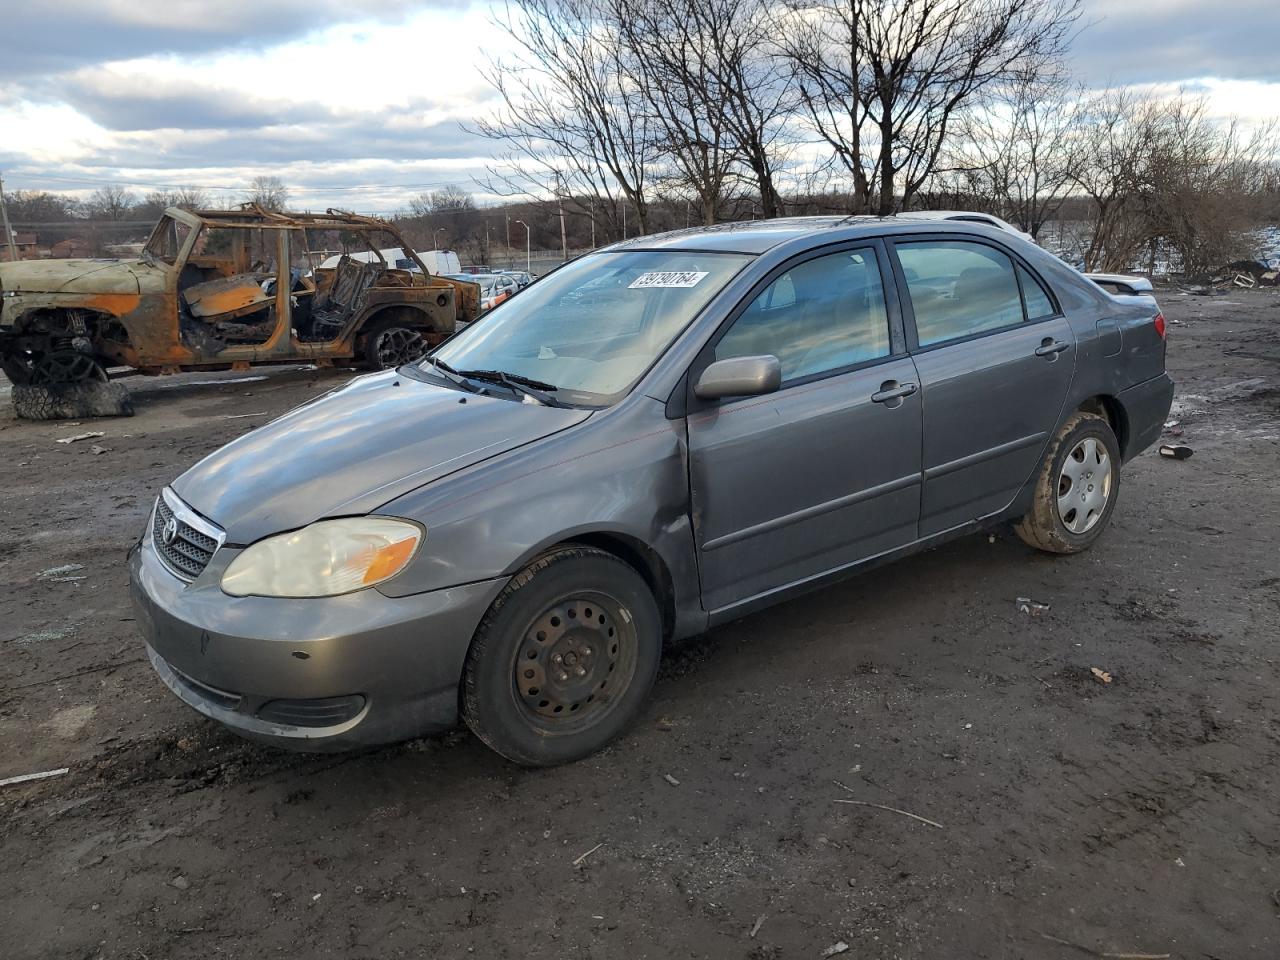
[416,249,462,275]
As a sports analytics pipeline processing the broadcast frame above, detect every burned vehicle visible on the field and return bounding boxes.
[0,206,479,419]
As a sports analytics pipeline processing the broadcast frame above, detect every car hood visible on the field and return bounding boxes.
[172,370,593,544]
[0,258,153,295]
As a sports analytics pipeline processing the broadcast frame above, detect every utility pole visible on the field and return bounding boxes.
[622,200,627,240]
[554,171,567,263]
[515,219,531,275]
[0,172,17,263]
[590,201,596,249]
[505,213,511,266]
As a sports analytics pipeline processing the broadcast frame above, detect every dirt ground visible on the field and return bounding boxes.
[1,290,1277,959]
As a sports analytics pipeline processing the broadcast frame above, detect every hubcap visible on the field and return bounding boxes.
[373,327,425,368]
[1057,436,1112,534]
[513,594,636,726]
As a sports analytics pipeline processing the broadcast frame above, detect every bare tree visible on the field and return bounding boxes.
[411,186,477,214]
[243,176,290,211]
[476,0,659,238]
[938,71,1081,238]
[87,184,137,220]
[784,0,1081,214]
[5,191,81,221]
[1144,99,1278,274]
[611,0,795,220]
[139,186,213,218]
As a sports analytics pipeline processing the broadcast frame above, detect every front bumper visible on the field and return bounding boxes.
[128,532,507,751]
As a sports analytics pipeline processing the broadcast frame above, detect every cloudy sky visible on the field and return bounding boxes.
[1,0,1276,213]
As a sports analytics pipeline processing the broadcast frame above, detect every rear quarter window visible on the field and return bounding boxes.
[1018,264,1057,319]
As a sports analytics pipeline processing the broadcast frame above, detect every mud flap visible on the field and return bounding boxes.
[11,380,134,420]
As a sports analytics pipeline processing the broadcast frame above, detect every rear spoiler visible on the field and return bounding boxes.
[1085,273,1154,297]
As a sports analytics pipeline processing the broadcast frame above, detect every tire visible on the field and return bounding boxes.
[11,380,134,420]
[461,545,662,766]
[357,320,427,370]
[1014,411,1120,554]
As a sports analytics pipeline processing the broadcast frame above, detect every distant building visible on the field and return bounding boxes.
[51,238,92,259]
[1,230,41,261]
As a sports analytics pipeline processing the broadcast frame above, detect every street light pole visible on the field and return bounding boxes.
[433,227,445,249]
[514,219,531,274]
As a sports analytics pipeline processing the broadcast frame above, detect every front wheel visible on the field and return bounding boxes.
[1014,411,1120,554]
[461,546,662,766]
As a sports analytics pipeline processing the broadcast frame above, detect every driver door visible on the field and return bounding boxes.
[686,243,923,614]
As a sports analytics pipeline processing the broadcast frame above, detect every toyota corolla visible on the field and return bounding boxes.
[129,217,1173,765]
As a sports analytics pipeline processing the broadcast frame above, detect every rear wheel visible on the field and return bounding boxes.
[461,546,662,766]
[358,321,426,370]
[1014,411,1119,554]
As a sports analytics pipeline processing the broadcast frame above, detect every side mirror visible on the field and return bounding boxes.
[693,355,782,401]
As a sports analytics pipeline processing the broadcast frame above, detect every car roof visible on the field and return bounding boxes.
[604,215,1016,255]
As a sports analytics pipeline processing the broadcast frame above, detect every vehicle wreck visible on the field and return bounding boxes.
[0,205,481,419]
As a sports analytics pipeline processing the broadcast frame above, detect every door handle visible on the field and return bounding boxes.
[871,380,918,404]
[1035,338,1071,358]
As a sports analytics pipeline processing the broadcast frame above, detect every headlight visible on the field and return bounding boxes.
[220,517,423,598]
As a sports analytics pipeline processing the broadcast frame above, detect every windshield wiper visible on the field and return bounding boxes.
[422,356,483,393]
[458,369,568,407]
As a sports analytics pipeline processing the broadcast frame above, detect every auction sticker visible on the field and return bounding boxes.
[628,271,709,289]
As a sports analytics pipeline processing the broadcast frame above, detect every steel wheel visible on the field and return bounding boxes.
[512,593,638,732]
[371,326,425,368]
[31,351,108,386]
[1057,436,1112,534]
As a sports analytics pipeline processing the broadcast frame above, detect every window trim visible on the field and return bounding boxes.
[886,233,1063,354]
[683,238,906,410]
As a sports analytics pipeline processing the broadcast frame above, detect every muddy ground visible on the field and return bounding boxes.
[1,290,1277,959]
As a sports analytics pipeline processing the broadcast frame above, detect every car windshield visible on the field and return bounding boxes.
[428,250,751,405]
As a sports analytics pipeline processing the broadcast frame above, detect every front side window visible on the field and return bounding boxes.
[431,250,751,405]
[715,248,891,382]
[897,241,1024,347]
[143,215,193,265]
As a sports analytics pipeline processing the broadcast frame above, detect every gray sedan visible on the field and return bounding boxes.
[129,217,1173,765]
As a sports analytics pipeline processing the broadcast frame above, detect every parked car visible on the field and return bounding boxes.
[499,270,536,289]
[130,217,1173,766]
[449,272,519,312]
[0,206,480,419]
[895,209,1035,242]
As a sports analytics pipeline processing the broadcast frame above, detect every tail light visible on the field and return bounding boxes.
[1153,313,1166,339]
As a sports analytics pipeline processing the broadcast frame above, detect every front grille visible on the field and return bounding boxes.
[256,695,366,728]
[152,492,221,581]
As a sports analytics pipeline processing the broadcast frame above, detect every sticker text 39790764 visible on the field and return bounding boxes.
[627,271,710,289]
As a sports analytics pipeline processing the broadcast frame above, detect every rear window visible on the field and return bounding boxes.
[897,241,1024,347]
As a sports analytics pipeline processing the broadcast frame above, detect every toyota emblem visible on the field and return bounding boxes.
[162,517,179,546]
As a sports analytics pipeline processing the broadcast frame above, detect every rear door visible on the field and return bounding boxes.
[686,242,923,613]
[889,237,1075,537]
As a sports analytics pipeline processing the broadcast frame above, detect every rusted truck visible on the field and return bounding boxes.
[0,205,480,418]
